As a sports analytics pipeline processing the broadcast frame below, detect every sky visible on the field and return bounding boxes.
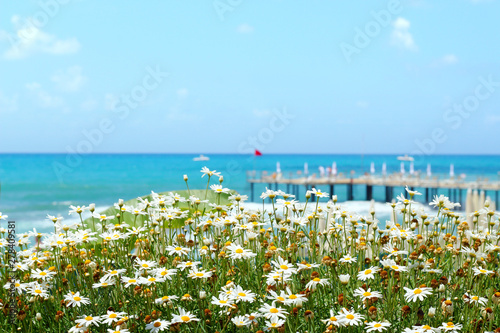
[0,0,499,155]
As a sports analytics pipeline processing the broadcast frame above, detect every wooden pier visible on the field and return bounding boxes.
[247,171,500,209]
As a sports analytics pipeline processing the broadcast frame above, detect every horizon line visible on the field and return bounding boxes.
[1,152,500,156]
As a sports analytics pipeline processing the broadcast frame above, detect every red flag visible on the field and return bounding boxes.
[254,149,262,156]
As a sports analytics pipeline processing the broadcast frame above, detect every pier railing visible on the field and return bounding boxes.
[247,170,500,208]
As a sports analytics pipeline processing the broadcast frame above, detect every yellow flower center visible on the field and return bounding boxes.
[280,265,288,270]
[270,308,279,314]
[365,269,372,274]
[238,292,246,297]
[85,316,93,321]
[313,278,321,282]
[196,272,204,277]
[472,296,479,301]
[277,296,285,301]
[35,289,42,294]
[40,272,47,276]
[374,323,382,328]
[330,316,337,321]
[219,300,227,304]
[74,296,81,301]
[129,279,136,283]
[391,265,399,270]
[289,295,297,299]
[346,314,355,320]
[413,289,422,294]
[154,322,161,327]
[235,249,244,254]
[109,314,117,318]
[363,292,371,297]
[142,264,149,268]
[181,316,190,322]
[175,247,181,251]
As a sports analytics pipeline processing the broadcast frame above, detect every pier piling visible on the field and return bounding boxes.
[247,172,500,210]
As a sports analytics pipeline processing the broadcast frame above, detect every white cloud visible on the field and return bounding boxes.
[51,66,86,92]
[0,91,19,112]
[0,16,80,59]
[391,17,417,50]
[104,93,119,110]
[356,101,369,108]
[80,98,98,111]
[176,88,189,99]
[237,24,254,34]
[167,106,198,121]
[441,54,458,64]
[252,109,271,117]
[431,54,459,67]
[485,114,500,124]
[25,81,63,108]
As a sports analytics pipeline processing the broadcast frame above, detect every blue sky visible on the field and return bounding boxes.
[0,0,499,154]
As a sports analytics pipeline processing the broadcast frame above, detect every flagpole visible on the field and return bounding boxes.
[253,153,256,177]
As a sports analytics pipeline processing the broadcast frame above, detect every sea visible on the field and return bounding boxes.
[1,154,499,235]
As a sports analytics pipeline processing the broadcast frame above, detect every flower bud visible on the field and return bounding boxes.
[183,174,188,181]
[339,274,350,285]
[304,310,314,322]
[368,306,377,319]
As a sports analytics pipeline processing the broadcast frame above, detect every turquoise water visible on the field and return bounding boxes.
[1,154,499,234]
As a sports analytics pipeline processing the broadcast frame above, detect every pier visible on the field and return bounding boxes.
[247,171,500,209]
